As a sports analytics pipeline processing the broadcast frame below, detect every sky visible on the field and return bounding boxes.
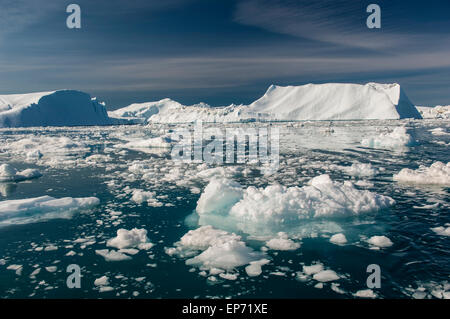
[0,0,450,109]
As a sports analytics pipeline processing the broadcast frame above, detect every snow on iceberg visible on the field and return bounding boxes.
[110,82,422,123]
[0,90,114,128]
[0,164,42,182]
[0,195,99,226]
[393,162,450,185]
[195,175,395,236]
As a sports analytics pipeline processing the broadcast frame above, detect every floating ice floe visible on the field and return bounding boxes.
[361,127,416,149]
[0,164,42,182]
[367,235,393,248]
[393,161,450,185]
[431,225,450,237]
[404,281,450,299]
[96,228,154,261]
[353,289,377,298]
[195,175,395,236]
[296,262,342,284]
[265,232,301,251]
[429,128,449,136]
[0,196,99,226]
[166,226,267,277]
[329,233,347,245]
[107,228,154,250]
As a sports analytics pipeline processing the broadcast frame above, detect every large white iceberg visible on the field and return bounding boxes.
[0,90,114,128]
[110,83,422,123]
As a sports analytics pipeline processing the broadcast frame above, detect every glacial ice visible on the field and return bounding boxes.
[110,83,422,123]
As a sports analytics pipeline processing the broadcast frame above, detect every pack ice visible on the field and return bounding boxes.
[110,83,422,123]
[0,90,114,128]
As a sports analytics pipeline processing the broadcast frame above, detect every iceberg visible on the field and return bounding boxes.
[195,175,395,236]
[110,83,422,123]
[416,105,450,119]
[0,90,114,128]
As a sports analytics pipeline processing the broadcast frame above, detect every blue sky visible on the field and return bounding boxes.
[1,0,450,109]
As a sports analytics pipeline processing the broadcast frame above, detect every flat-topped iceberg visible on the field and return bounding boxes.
[0,90,114,128]
[110,82,422,123]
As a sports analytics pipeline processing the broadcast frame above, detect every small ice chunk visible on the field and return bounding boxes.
[330,233,347,245]
[94,276,109,286]
[367,235,393,248]
[431,226,450,237]
[45,266,57,273]
[302,264,324,276]
[95,249,132,262]
[313,270,340,282]
[107,228,154,250]
[245,259,271,277]
[354,289,377,298]
[265,232,300,251]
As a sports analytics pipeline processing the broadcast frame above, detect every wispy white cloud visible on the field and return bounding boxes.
[233,0,450,51]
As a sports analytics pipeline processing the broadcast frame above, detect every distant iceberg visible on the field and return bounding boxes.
[416,105,450,119]
[110,82,423,123]
[0,90,115,128]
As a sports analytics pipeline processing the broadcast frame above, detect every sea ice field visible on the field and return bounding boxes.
[0,119,449,299]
